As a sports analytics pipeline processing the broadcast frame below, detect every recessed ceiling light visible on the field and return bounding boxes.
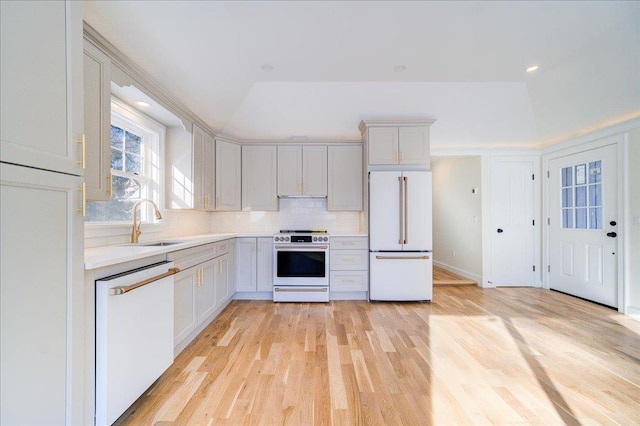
[261,64,274,72]
[135,100,150,107]
[526,65,539,73]
[394,65,407,73]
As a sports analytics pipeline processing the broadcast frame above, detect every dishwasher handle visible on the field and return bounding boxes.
[109,267,180,296]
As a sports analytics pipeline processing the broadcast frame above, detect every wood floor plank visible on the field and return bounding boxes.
[115,287,640,425]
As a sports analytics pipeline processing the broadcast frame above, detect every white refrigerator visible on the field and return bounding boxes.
[369,171,433,301]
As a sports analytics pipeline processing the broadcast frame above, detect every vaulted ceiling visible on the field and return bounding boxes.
[84,1,640,149]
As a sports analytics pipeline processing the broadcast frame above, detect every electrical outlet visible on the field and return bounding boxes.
[451,249,457,257]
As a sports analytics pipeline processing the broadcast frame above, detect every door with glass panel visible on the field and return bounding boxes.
[548,144,618,307]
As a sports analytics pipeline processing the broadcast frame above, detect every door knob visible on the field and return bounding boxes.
[497,228,504,233]
[606,232,617,238]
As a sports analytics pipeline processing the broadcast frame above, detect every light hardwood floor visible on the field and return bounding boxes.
[433,266,477,286]
[116,287,640,425]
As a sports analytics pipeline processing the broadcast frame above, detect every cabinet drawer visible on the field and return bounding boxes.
[216,239,231,256]
[330,250,368,270]
[330,237,368,250]
[167,243,216,270]
[330,271,368,292]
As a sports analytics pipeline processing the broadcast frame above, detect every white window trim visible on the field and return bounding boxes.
[85,97,166,240]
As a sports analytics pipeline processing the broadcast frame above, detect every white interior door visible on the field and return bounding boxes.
[490,159,536,286]
[548,144,618,307]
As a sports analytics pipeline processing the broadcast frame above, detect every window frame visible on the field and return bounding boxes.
[85,97,166,239]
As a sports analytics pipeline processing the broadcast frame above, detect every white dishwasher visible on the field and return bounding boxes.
[95,261,178,426]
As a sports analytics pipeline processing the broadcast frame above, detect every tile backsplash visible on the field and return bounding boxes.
[84,209,212,248]
[210,198,365,234]
[85,199,364,248]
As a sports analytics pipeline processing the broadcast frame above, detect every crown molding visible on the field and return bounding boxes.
[358,119,437,135]
[83,22,216,137]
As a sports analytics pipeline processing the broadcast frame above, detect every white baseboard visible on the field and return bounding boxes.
[233,291,273,301]
[330,291,368,301]
[627,305,640,322]
[433,260,482,285]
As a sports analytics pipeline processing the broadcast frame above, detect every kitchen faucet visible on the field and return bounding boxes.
[131,199,163,243]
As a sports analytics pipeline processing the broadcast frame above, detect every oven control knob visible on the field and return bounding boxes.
[275,237,280,241]
[285,236,290,241]
[313,236,317,241]
[323,237,328,242]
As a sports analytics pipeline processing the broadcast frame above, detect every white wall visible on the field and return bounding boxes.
[210,198,364,234]
[626,127,640,318]
[432,156,483,282]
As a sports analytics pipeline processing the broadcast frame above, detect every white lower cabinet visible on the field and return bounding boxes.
[236,237,273,296]
[173,267,199,346]
[170,239,235,353]
[1,163,84,425]
[329,237,369,298]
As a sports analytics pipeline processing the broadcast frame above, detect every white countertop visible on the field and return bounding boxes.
[84,233,237,270]
[84,232,369,270]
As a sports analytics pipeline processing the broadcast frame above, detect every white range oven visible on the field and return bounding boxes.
[273,230,330,302]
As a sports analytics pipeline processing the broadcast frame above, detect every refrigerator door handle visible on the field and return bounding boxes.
[398,176,404,245]
[404,176,408,244]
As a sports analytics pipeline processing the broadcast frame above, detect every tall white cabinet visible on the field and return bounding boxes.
[0,1,85,424]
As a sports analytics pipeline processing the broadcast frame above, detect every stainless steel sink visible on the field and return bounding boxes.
[138,241,186,247]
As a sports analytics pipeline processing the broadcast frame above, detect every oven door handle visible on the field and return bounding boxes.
[274,245,328,250]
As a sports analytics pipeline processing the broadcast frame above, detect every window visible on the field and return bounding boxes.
[86,100,164,223]
[560,161,602,230]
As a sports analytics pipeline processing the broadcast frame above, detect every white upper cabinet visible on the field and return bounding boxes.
[242,145,277,211]
[192,124,215,210]
[167,123,215,210]
[277,145,302,196]
[83,38,112,201]
[368,127,399,165]
[362,121,434,167]
[398,126,430,165]
[0,0,83,176]
[302,145,327,196]
[215,139,241,211]
[277,145,327,196]
[328,145,363,211]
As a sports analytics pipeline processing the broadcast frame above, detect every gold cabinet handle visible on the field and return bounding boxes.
[395,149,398,164]
[77,182,86,217]
[77,135,86,168]
[399,151,403,163]
[217,196,220,207]
[107,173,113,198]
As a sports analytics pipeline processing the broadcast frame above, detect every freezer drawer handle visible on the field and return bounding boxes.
[375,255,430,260]
[274,287,328,293]
[109,268,180,296]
